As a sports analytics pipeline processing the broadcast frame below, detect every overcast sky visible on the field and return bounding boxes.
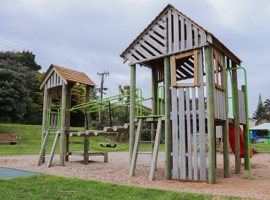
[0,0,269,117]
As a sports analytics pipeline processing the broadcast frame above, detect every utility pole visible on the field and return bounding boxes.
[97,71,109,122]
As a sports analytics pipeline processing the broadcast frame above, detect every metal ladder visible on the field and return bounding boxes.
[129,117,162,180]
[37,131,60,167]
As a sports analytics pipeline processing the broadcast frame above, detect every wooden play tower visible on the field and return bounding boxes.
[120,4,250,184]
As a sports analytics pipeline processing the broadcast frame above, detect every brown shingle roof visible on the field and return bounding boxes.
[38,64,97,87]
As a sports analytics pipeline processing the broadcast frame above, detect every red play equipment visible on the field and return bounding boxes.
[229,125,252,158]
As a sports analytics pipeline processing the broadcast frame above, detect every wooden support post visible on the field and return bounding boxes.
[41,84,48,163]
[223,56,230,178]
[84,85,91,164]
[65,86,72,161]
[205,45,216,184]
[129,64,136,166]
[151,62,158,152]
[232,62,241,174]
[242,85,249,170]
[60,83,67,166]
[164,56,171,180]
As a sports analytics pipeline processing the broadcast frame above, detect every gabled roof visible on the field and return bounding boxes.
[120,4,241,66]
[38,64,97,89]
[250,123,270,131]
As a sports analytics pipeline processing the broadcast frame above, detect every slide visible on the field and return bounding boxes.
[228,125,252,158]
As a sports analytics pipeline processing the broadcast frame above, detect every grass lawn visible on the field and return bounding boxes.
[251,143,270,152]
[0,123,164,156]
[0,174,247,200]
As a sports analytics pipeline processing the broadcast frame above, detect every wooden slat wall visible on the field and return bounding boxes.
[171,50,206,182]
[238,89,247,124]
[124,8,207,65]
[47,71,63,89]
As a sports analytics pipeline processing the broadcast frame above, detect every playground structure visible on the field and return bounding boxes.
[36,4,252,184]
[120,4,251,184]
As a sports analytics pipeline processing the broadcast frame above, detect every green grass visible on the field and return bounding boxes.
[0,175,247,200]
[0,123,164,155]
[251,143,270,152]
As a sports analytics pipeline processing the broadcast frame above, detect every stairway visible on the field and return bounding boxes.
[37,131,60,167]
[129,117,162,180]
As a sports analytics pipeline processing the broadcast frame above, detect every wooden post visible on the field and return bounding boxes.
[65,86,72,161]
[223,56,230,178]
[242,85,249,170]
[84,85,91,164]
[129,64,136,166]
[232,62,241,174]
[205,45,216,184]
[164,56,171,180]
[60,83,67,166]
[151,63,158,152]
[41,84,48,163]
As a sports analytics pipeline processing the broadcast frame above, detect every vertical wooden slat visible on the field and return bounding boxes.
[186,21,192,50]
[173,11,179,53]
[41,84,48,163]
[242,85,249,170]
[172,87,179,179]
[167,9,172,54]
[198,49,206,181]
[185,88,192,180]
[194,27,198,48]
[192,87,198,180]
[179,87,186,179]
[180,16,185,50]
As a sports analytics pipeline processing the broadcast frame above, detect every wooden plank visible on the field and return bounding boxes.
[179,87,186,179]
[172,10,179,53]
[125,52,139,63]
[130,48,145,61]
[171,56,177,87]
[185,88,192,180]
[149,117,162,180]
[193,27,199,48]
[129,118,143,177]
[192,87,198,180]
[171,87,179,179]
[60,83,67,166]
[143,35,166,54]
[167,9,172,53]
[186,20,192,50]
[194,50,199,86]
[151,24,166,39]
[37,131,50,166]
[176,83,194,87]
[135,42,154,60]
[47,132,60,167]
[180,16,185,50]
[148,30,166,46]
[198,47,206,182]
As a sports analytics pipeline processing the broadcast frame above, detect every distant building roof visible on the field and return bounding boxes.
[250,123,270,131]
[38,64,97,89]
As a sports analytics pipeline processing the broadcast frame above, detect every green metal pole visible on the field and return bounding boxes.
[60,83,67,166]
[205,46,216,184]
[164,56,171,180]
[226,66,251,180]
[129,64,136,166]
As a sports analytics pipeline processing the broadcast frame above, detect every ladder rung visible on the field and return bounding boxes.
[139,141,155,143]
[44,148,52,149]
[135,164,151,167]
[46,139,54,141]
[137,152,153,155]
[141,129,156,132]
[41,156,50,158]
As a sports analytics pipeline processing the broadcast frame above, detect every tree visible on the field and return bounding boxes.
[0,51,31,122]
[253,94,266,121]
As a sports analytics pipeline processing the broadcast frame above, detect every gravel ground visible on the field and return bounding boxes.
[0,152,269,199]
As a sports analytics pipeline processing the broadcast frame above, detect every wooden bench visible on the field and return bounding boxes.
[0,134,21,145]
[68,151,108,163]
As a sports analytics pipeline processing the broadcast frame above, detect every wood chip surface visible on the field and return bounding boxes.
[0,152,269,199]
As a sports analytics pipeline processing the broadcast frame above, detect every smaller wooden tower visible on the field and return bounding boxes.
[37,64,96,166]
